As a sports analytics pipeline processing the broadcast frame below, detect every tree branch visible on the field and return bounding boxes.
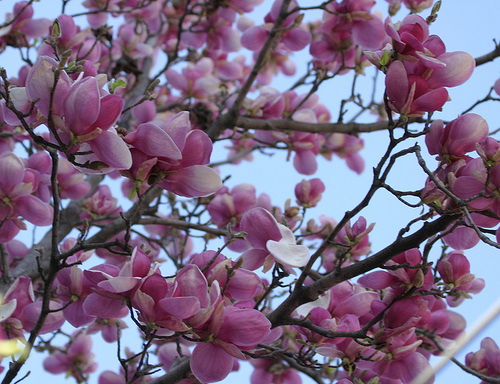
[236,116,393,135]
[267,213,461,327]
[148,358,191,384]
[475,42,500,66]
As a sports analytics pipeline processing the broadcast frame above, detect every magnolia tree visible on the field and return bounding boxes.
[0,0,500,383]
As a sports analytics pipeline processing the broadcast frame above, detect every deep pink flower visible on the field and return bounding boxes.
[124,111,222,197]
[190,304,271,383]
[25,56,132,172]
[426,114,488,161]
[385,60,448,116]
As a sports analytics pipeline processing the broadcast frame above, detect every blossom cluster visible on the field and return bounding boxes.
[0,1,499,384]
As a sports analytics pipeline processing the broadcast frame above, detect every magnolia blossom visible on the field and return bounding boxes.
[25,56,132,173]
[43,331,98,382]
[425,114,489,161]
[295,178,325,208]
[239,207,309,272]
[0,152,53,242]
[124,111,222,197]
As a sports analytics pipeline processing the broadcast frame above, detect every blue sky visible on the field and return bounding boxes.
[2,0,500,383]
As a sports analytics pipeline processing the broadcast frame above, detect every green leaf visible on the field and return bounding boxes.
[110,79,127,94]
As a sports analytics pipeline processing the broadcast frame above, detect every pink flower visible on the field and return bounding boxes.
[81,185,121,221]
[240,207,310,272]
[25,56,132,172]
[0,152,53,242]
[165,58,220,99]
[403,0,433,13]
[466,337,500,380]
[190,304,271,383]
[124,111,222,197]
[0,2,51,49]
[295,178,325,208]
[83,247,154,318]
[43,331,98,382]
[56,265,96,328]
[425,114,489,161]
[385,60,448,116]
[241,0,311,53]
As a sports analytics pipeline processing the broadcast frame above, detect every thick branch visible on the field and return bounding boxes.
[148,358,191,384]
[236,116,392,135]
[267,213,460,327]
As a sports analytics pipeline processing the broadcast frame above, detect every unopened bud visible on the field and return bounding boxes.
[413,269,425,288]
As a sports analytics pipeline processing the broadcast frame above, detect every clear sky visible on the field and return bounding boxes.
[2,0,500,383]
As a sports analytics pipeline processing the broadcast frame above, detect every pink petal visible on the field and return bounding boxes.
[283,28,311,51]
[26,56,70,117]
[181,130,213,167]
[411,87,448,114]
[443,226,480,250]
[64,77,100,136]
[63,301,96,328]
[240,207,282,249]
[427,51,475,89]
[90,129,132,170]
[156,296,200,319]
[158,165,222,197]
[165,69,189,91]
[88,94,124,132]
[191,343,234,383]
[218,307,271,347]
[293,150,318,175]
[0,153,25,191]
[358,271,397,290]
[125,122,181,160]
[239,249,270,271]
[332,291,378,318]
[386,61,409,111]
[83,293,125,318]
[241,26,269,51]
[174,265,209,307]
[352,17,386,50]
[16,195,53,226]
